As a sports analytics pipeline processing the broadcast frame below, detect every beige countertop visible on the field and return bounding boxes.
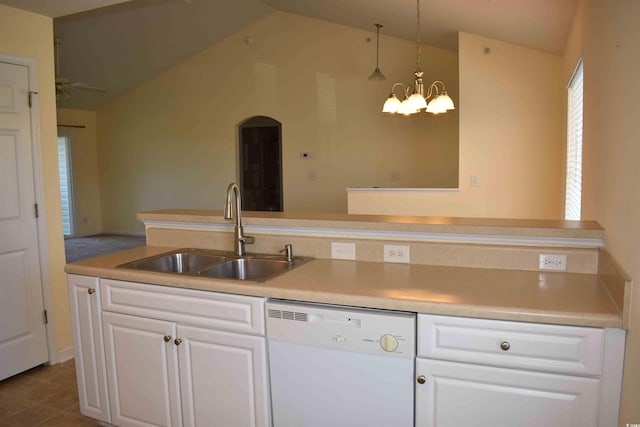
[138,209,604,239]
[65,245,622,329]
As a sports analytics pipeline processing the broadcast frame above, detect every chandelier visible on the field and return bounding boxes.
[382,0,455,115]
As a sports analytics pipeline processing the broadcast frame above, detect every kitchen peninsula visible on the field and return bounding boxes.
[65,210,630,427]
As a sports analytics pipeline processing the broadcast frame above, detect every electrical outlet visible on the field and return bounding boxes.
[384,244,410,263]
[539,254,567,271]
[331,242,356,260]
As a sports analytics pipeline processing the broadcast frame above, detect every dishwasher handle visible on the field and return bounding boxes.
[308,314,362,328]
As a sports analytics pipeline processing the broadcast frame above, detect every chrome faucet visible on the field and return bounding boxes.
[224,183,254,256]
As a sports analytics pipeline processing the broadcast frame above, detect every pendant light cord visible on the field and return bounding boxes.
[416,0,421,71]
[376,25,380,66]
[375,23,382,67]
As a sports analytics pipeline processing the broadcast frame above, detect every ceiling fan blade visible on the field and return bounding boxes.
[69,82,106,92]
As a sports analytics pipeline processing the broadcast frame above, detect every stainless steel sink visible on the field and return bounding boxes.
[117,248,310,282]
[198,257,297,282]
[118,249,229,274]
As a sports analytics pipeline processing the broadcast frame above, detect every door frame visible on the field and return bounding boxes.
[1,52,58,364]
[237,116,283,212]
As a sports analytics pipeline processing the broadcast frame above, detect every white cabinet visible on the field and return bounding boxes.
[67,274,110,423]
[415,358,599,427]
[415,314,625,427]
[177,325,269,427]
[103,312,182,427]
[100,279,270,427]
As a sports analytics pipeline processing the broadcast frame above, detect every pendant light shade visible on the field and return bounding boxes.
[380,0,455,116]
[368,23,386,81]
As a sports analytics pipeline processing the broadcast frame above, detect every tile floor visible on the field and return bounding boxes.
[0,359,99,426]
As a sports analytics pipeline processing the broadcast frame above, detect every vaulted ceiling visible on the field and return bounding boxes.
[0,0,579,110]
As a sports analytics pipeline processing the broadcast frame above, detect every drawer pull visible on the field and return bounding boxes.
[500,341,511,351]
[163,335,172,342]
[417,375,426,385]
[88,288,96,295]
[174,338,183,346]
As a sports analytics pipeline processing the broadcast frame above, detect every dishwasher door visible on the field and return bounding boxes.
[266,300,416,427]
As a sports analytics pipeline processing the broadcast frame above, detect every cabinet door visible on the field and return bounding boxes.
[415,358,600,427]
[103,312,182,427]
[67,275,110,423]
[177,325,270,427]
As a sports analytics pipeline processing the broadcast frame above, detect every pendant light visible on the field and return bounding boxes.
[368,23,386,81]
[382,0,455,115]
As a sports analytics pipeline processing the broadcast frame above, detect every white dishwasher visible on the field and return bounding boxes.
[266,300,416,427]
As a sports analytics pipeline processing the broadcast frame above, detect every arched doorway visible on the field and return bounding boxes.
[238,116,283,211]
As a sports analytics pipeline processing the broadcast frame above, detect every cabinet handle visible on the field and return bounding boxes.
[88,288,96,295]
[174,338,182,346]
[164,335,172,342]
[417,375,426,385]
[500,341,511,351]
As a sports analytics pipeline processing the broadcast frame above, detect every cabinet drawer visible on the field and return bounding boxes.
[100,279,265,335]
[418,314,603,376]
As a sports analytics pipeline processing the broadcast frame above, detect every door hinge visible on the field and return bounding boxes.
[43,310,48,324]
[28,91,38,108]
[34,203,39,218]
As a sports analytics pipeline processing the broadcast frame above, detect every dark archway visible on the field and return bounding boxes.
[238,116,283,212]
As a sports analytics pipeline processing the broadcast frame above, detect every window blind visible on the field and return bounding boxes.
[57,136,74,236]
[565,60,583,221]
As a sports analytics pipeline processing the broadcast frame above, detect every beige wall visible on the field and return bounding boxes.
[57,109,102,236]
[580,0,640,424]
[96,11,459,234]
[0,5,71,351]
[349,32,565,219]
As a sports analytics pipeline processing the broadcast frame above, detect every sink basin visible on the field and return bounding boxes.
[198,257,297,282]
[117,248,311,281]
[118,249,228,274]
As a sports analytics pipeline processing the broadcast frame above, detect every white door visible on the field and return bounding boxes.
[415,358,600,427]
[0,61,48,380]
[102,312,182,427]
[177,325,270,427]
[68,275,110,422]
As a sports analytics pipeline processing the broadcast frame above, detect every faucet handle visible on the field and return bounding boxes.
[279,244,294,262]
[240,235,255,245]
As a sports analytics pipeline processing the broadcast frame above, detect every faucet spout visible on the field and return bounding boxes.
[224,183,254,256]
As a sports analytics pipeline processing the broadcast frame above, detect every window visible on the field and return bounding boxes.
[57,134,75,236]
[565,60,583,220]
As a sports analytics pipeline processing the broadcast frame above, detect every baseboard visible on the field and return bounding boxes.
[70,231,146,238]
[56,346,75,364]
[98,231,146,237]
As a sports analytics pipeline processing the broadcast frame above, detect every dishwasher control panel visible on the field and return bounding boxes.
[266,300,416,358]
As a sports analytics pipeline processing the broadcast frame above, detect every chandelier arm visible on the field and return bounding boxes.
[390,82,406,99]
[426,80,447,99]
[431,80,447,91]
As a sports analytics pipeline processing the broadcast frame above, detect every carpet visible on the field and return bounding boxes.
[64,234,146,263]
